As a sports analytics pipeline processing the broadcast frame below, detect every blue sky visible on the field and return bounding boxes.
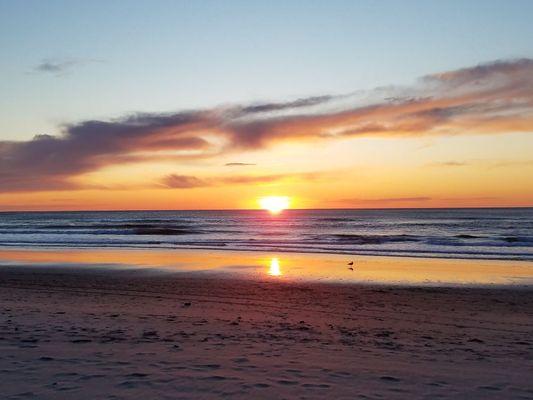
[2,0,533,141]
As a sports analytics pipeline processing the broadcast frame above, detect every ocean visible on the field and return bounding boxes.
[0,208,532,260]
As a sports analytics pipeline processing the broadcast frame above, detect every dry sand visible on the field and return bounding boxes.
[0,265,532,399]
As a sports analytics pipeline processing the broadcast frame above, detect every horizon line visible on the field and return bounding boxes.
[1,205,532,213]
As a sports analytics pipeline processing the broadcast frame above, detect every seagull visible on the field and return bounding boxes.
[347,261,354,266]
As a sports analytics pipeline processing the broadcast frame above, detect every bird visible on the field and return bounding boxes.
[348,267,354,271]
[347,261,354,266]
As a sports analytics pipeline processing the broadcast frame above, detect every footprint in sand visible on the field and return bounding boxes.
[478,384,504,391]
[194,364,221,371]
[301,383,331,388]
[276,379,299,385]
[379,376,401,382]
[232,357,249,364]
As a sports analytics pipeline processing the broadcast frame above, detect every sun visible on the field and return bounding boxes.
[259,196,290,214]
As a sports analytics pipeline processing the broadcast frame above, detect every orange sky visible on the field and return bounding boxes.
[1,60,533,211]
[1,131,532,211]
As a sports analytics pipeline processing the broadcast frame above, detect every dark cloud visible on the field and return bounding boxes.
[3,58,533,192]
[35,61,75,74]
[240,95,334,114]
[0,111,216,191]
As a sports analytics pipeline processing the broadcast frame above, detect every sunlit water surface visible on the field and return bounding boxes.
[0,208,532,260]
[0,248,532,287]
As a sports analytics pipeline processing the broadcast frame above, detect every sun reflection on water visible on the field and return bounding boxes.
[268,257,282,276]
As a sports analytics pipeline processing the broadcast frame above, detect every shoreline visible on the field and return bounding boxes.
[1,246,532,288]
[1,243,532,262]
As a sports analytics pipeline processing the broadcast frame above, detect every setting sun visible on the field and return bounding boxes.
[258,196,290,214]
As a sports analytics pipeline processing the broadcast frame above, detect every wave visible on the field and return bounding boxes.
[0,209,532,261]
[0,240,531,261]
[132,227,198,235]
[330,234,418,245]
[455,234,481,239]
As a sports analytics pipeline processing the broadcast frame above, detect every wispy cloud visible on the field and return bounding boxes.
[486,160,533,169]
[32,58,101,76]
[337,197,433,205]
[2,58,533,192]
[224,162,256,166]
[161,175,208,189]
[335,196,505,206]
[161,172,318,189]
[429,159,533,169]
[429,161,469,167]
[240,95,335,114]
[440,196,499,201]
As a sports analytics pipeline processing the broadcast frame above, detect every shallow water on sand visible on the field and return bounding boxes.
[0,248,532,287]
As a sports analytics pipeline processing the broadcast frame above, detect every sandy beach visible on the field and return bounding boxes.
[1,258,532,399]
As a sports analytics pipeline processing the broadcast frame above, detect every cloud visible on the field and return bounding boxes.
[161,172,318,189]
[429,159,533,169]
[240,95,334,114]
[335,196,506,207]
[440,196,499,202]
[161,175,208,189]
[430,161,468,167]
[0,113,215,191]
[338,197,433,205]
[222,58,533,148]
[2,58,533,192]
[224,162,256,166]
[33,58,101,76]
[486,160,533,169]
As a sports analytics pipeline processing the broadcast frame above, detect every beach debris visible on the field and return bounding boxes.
[183,302,192,307]
[348,267,354,271]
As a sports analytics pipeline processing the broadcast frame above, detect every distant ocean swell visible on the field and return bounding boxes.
[0,209,532,260]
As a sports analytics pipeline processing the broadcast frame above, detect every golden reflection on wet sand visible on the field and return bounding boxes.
[0,247,532,286]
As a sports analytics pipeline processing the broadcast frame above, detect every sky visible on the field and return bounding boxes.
[1,0,533,210]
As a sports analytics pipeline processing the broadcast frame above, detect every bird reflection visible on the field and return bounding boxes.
[268,257,282,276]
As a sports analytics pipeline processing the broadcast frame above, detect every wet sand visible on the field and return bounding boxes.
[1,263,532,399]
[1,247,532,286]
